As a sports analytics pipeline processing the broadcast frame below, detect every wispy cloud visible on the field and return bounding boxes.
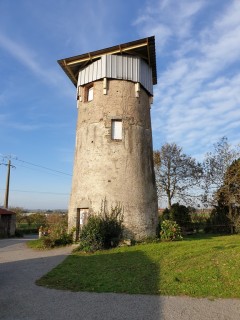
[133,0,206,52]
[0,32,62,86]
[135,0,240,158]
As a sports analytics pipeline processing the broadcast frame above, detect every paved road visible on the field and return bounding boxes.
[0,236,240,320]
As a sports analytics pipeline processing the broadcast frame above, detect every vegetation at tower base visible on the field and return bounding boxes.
[40,221,74,248]
[77,203,123,252]
[26,213,74,249]
[153,143,203,209]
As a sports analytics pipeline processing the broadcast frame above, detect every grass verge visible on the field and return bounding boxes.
[36,234,240,298]
[27,239,47,250]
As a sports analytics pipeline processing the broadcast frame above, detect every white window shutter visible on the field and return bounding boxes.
[112,120,122,140]
[88,87,93,101]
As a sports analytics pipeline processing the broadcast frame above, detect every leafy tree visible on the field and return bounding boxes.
[154,143,202,208]
[203,137,240,207]
[161,208,170,220]
[169,203,191,230]
[46,213,67,226]
[10,207,31,226]
[213,159,240,233]
[160,203,192,232]
[205,192,232,234]
[28,213,47,228]
[202,137,240,233]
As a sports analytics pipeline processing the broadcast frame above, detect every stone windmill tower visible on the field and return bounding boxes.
[58,36,158,240]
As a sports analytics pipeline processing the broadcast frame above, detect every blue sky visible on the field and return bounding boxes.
[0,0,239,209]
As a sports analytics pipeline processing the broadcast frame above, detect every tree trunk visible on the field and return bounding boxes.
[168,196,172,210]
[228,204,234,234]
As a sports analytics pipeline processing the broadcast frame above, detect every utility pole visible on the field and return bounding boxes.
[3,159,15,209]
[4,160,11,209]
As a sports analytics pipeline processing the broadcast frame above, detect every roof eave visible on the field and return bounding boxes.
[58,36,157,87]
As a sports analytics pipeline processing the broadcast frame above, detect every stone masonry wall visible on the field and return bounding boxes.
[68,79,158,240]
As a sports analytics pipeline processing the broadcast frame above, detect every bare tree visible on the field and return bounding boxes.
[154,143,203,209]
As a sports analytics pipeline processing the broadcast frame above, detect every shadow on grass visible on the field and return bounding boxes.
[1,243,162,320]
[37,249,160,295]
[183,233,229,241]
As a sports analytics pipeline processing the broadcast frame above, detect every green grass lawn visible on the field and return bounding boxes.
[27,239,46,249]
[36,234,240,298]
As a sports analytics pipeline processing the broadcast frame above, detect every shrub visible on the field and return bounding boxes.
[15,229,24,237]
[160,220,182,241]
[42,237,55,249]
[15,228,38,236]
[160,204,193,235]
[162,208,170,220]
[78,215,104,252]
[170,203,192,230]
[78,204,123,252]
[40,220,73,248]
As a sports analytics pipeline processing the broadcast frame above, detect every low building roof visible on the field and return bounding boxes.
[58,36,157,87]
[0,208,16,215]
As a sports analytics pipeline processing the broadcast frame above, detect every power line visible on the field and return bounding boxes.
[13,163,70,178]
[0,154,72,176]
[0,188,69,195]
[14,157,72,176]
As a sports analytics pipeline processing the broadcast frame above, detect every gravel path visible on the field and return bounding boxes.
[0,236,239,320]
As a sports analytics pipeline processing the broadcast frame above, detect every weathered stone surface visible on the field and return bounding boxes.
[68,79,158,240]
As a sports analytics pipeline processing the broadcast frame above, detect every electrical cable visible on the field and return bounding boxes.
[0,154,72,176]
[13,158,72,176]
[0,188,69,195]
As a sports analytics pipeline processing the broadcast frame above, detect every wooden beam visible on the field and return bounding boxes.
[63,60,78,84]
[66,42,148,66]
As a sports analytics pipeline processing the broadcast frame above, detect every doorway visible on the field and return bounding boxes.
[76,208,89,241]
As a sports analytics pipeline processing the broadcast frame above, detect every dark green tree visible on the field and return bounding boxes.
[169,203,192,230]
[203,137,240,207]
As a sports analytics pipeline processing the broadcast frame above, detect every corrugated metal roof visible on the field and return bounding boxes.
[77,55,153,95]
[58,36,157,87]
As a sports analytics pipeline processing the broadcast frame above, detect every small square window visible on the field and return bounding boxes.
[88,86,93,101]
[111,120,122,140]
[85,84,93,102]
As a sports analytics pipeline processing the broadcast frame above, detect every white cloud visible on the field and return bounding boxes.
[137,0,240,159]
[213,0,240,31]
[133,0,206,52]
[0,32,62,86]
